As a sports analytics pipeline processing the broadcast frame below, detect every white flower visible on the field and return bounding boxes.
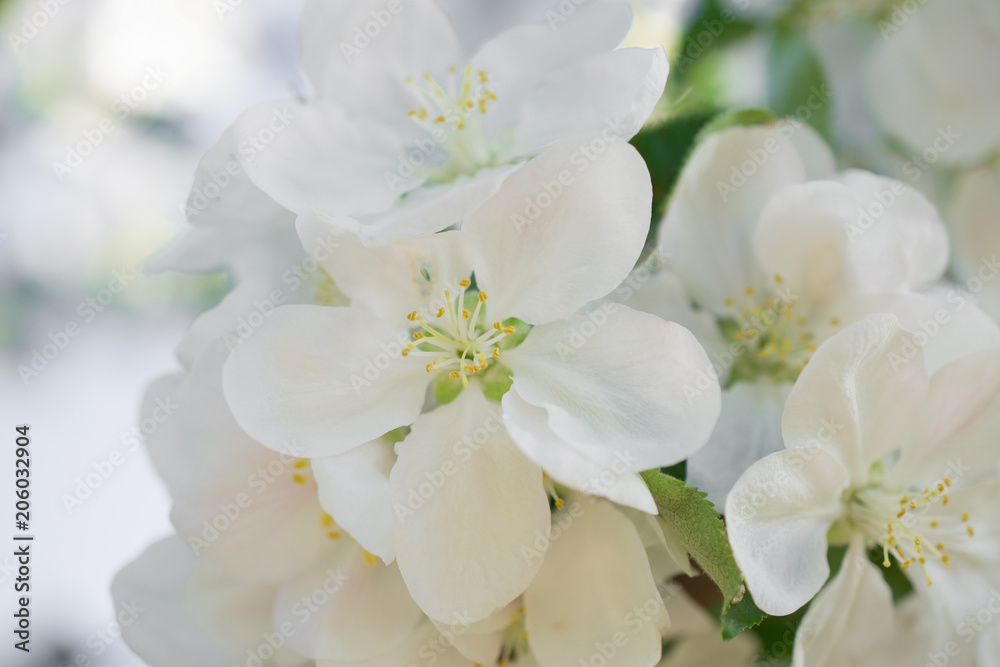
[634,123,994,508]
[868,0,1000,167]
[726,314,1000,625]
[222,136,721,623]
[159,0,668,270]
[949,163,1000,322]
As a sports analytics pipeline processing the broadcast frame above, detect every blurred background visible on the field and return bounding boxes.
[1,0,992,664]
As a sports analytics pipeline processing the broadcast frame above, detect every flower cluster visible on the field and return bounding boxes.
[118,0,1000,666]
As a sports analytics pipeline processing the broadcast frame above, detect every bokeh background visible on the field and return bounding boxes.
[2,0,990,664]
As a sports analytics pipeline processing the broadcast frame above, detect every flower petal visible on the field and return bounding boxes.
[507,46,669,156]
[503,305,721,471]
[525,501,665,667]
[235,100,408,217]
[685,378,791,511]
[502,387,657,514]
[390,385,550,623]
[312,439,397,564]
[464,137,651,325]
[725,446,850,616]
[657,125,810,317]
[274,547,424,661]
[297,213,475,329]
[223,305,431,458]
[300,0,462,118]
[791,537,894,667]
[781,314,928,481]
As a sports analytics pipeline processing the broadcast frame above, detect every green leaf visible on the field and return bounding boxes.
[640,470,768,638]
[767,23,831,140]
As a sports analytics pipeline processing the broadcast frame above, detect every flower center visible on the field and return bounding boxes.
[497,605,529,665]
[719,275,840,385]
[401,279,514,388]
[848,477,975,586]
[405,66,500,184]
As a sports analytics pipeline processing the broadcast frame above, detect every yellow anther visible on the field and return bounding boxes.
[462,309,470,320]
[774,274,784,284]
[294,458,310,469]
[363,551,379,567]
[936,542,945,551]
[493,322,503,331]
[944,477,952,487]
[745,286,755,296]
[968,526,976,537]
[407,311,418,321]
[900,495,910,504]
[292,474,308,486]
[436,307,445,318]
[734,331,745,341]
[459,279,471,288]
[830,317,841,326]
[321,513,335,527]
[413,332,425,339]
[919,556,926,564]
[492,348,500,358]
[888,535,897,547]
[897,509,906,518]
[943,494,949,506]
[887,523,894,533]
[434,115,446,124]
[503,326,516,334]
[327,531,341,540]
[426,363,436,373]
[930,520,939,528]
[478,291,488,302]
[479,70,488,83]
[555,498,564,509]
[942,554,951,566]
[962,512,970,522]
[402,348,410,357]
[449,371,460,380]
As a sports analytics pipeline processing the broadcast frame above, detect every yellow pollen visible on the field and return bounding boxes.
[745,286,755,296]
[774,274,784,284]
[968,526,976,537]
[321,514,335,527]
[413,332,425,339]
[945,477,952,487]
[463,309,471,320]
[725,298,735,307]
[936,542,945,551]
[407,311,418,321]
[363,551,379,567]
[830,317,841,326]
[327,531,340,540]
[459,279,471,288]
[292,474,308,486]
[294,458,309,469]
[897,509,906,518]
[962,512,970,522]
[930,520,939,528]
[943,555,951,566]
[492,348,500,358]
[449,371,461,379]
[402,349,410,357]
[436,307,445,318]
[943,494,949,505]
[478,292,488,302]
[555,499,564,509]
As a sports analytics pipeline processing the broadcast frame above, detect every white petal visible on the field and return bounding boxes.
[350,164,519,245]
[525,501,665,667]
[274,547,424,661]
[473,2,633,136]
[297,213,475,329]
[313,439,397,564]
[502,388,657,514]
[791,538,894,667]
[235,100,408,217]
[725,447,850,616]
[836,169,949,289]
[111,538,230,666]
[390,386,550,623]
[318,621,476,667]
[507,47,669,156]
[781,314,928,481]
[685,379,791,510]
[183,124,288,228]
[657,125,811,316]
[464,137,651,325]
[950,164,1000,321]
[301,0,462,121]
[431,601,520,665]
[223,305,431,458]
[754,180,911,302]
[504,305,721,471]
